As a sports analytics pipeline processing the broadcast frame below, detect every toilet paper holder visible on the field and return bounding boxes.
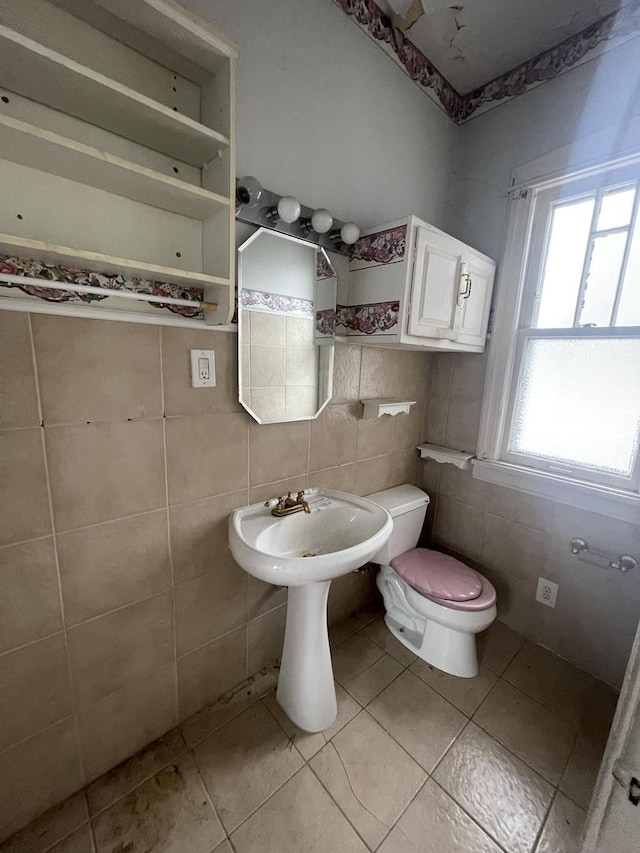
[570,538,637,573]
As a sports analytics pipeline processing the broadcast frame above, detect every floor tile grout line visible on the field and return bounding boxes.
[500,668,595,731]
[530,787,563,853]
[21,815,94,853]
[496,670,585,735]
[337,648,387,689]
[428,716,474,782]
[305,757,383,852]
[84,732,190,822]
[326,739,391,828]
[260,683,433,851]
[351,702,441,784]
[426,718,526,852]
[429,775,512,853]
[463,708,566,792]
[372,773,431,852]
[217,761,308,842]
[432,687,592,819]
[470,672,583,785]
[358,667,411,711]
[188,751,228,847]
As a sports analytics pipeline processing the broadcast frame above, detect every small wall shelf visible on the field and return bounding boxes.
[361,398,416,419]
[417,443,475,469]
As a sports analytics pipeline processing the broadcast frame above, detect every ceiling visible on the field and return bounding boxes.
[379,0,629,94]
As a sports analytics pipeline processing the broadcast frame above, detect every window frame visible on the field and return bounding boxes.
[474,152,640,524]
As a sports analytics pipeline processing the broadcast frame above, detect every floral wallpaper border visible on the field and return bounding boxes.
[316,252,336,279]
[336,300,400,335]
[0,255,204,317]
[350,225,406,265]
[316,308,336,335]
[240,287,314,315]
[331,0,640,123]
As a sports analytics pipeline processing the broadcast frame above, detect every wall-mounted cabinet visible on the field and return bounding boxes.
[344,216,495,352]
[0,0,237,325]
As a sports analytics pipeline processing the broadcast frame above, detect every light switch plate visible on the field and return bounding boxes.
[190,349,216,388]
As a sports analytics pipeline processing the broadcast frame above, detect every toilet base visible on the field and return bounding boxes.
[376,565,496,678]
[384,612,480,678]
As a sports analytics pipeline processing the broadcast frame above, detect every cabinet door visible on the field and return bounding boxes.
[407,227,464,339]
[456,249,495,347]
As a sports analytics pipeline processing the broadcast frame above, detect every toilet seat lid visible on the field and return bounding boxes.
[390,548,482,601]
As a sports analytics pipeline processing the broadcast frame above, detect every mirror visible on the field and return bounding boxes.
[237,228,337,423]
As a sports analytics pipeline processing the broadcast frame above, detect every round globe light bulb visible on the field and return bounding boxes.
[236,175,263,207]
[311,208,333,234]
[340,222,361,245]
[277,196,301,224]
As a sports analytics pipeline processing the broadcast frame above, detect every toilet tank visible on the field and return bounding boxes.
[366,484,429,564]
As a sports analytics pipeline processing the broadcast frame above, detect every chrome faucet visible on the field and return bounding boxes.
[269,491,311,517]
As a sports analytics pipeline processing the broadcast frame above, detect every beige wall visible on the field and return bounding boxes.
[421,352,640,690]
[0,310,430,840]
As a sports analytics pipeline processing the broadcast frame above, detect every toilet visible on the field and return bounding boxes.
[367,484,497,678]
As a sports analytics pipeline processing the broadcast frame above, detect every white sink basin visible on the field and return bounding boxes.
[229,488,392,586]
[228,488,392,733]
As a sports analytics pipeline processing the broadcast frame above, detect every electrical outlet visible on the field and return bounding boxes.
[536,577,558,608]
[190,349,216,388]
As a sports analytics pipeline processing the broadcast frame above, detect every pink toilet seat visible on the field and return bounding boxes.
[390,548,497,612]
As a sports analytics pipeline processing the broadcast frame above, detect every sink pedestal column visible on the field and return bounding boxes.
[276,580,337,732]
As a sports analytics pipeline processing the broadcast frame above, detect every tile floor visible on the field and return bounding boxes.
[1,608,619,853]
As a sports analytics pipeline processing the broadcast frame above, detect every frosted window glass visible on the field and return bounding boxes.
[616,210,640,326]
[510,338,640,476]
[579,232,627,326]
[597,186,636,231]
[535,198,594,328]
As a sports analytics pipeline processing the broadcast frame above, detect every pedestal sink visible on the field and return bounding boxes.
[229,489,392,732]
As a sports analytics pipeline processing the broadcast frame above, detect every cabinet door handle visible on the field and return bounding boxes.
[457,272,472,306]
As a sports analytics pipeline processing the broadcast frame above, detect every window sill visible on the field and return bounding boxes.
[472,459,640,524]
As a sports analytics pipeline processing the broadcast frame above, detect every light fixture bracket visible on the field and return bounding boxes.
[235,179,357,256]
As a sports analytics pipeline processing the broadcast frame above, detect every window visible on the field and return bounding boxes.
[475,158,640,521]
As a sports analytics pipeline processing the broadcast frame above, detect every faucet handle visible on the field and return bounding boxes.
[296,490,306,501]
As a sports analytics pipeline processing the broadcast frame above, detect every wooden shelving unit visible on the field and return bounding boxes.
[0,0,237,326]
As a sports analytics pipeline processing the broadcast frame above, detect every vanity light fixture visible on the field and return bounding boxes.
[266,195,302,224]
[234,175,360,256]
[330,222,361,245]
[301,208,334,235]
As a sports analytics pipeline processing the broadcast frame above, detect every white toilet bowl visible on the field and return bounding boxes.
[367,484,497,678]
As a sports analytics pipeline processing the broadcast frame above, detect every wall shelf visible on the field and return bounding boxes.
[417,443,475,470]
[0,234,229,289]
[0,27,229,167]
[0,115,230,220]
[360,398,417,419]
